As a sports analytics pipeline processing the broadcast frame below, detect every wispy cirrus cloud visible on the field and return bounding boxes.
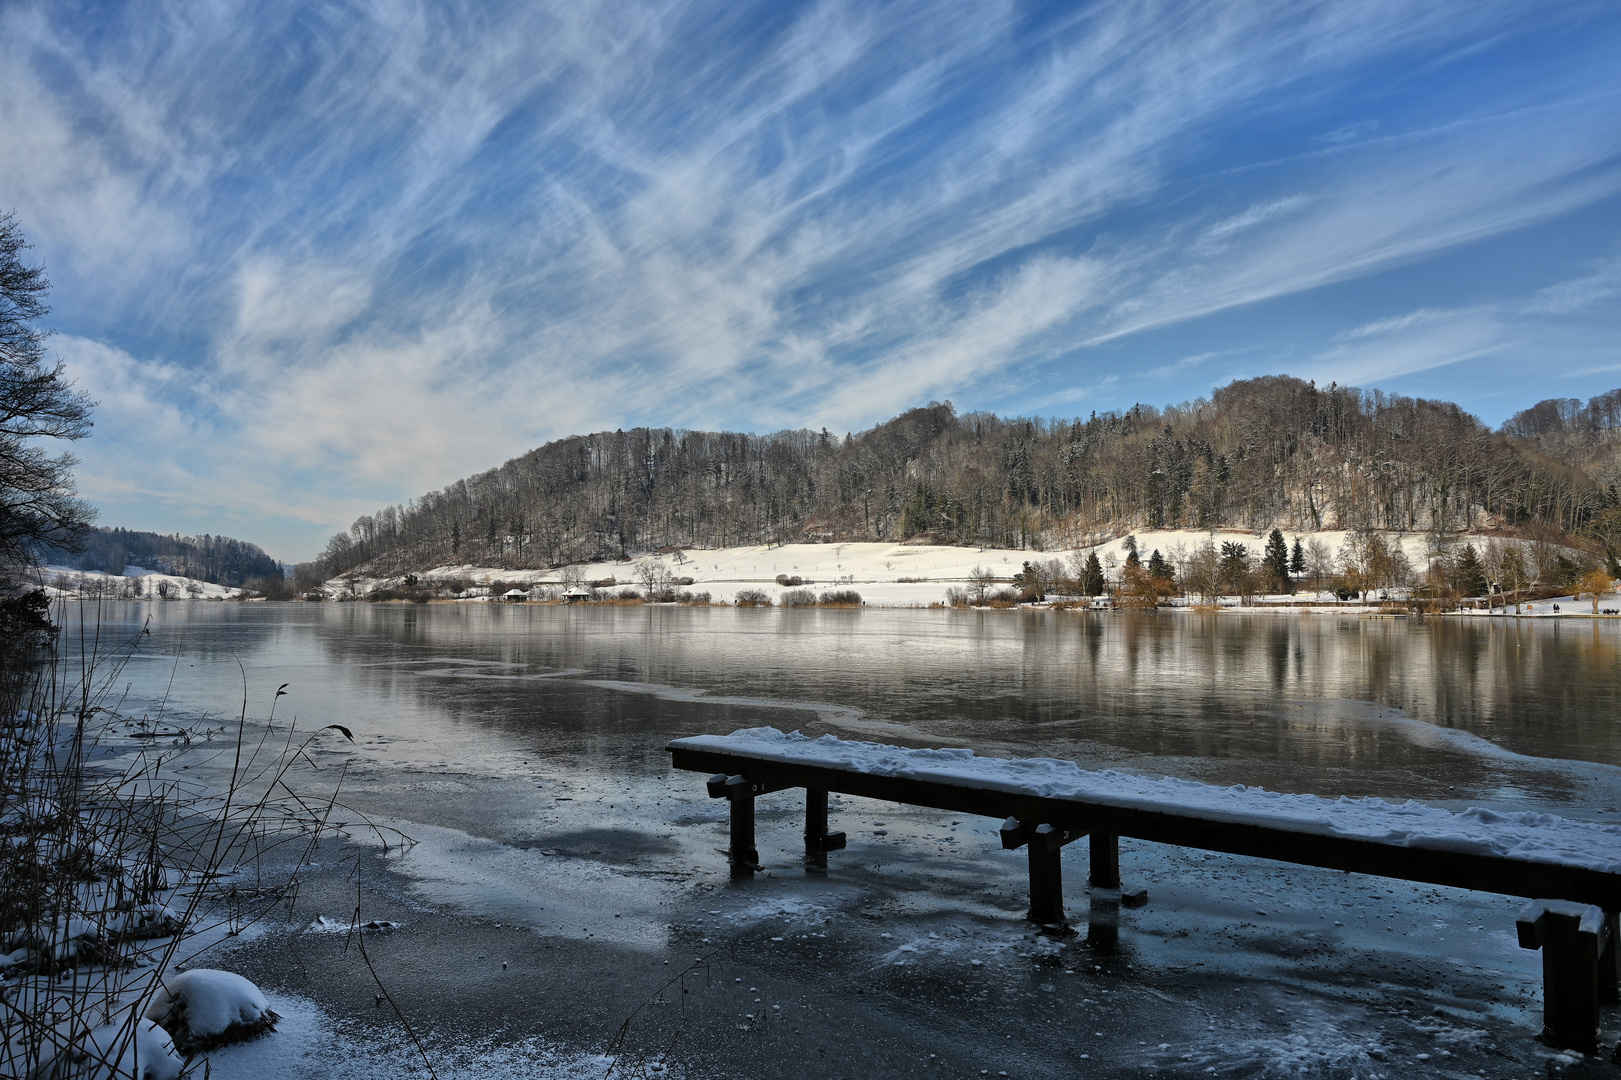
[2,0,1618,556]
[1304,256,1621,390]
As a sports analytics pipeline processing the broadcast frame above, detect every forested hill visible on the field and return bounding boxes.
[317,375,1621,577]
[36,527,281,587]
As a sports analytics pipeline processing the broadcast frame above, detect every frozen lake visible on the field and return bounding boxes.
[81,603,1621,1077]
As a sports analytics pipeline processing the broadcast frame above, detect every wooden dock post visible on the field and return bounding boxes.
[1089,832,1120,889]
[1027,824,1065,924]
[1001,818,1082,925]
[1087,832,1122,948]
[1517,899,1612,1054]
[724,774,759,875]
[803,788,846,868]
[1602,909,1619,1005]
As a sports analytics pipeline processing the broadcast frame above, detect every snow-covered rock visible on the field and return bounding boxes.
[143,969,279,1052]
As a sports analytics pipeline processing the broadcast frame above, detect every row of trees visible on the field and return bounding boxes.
[982,528,1603,610]
[310,377,1621,581]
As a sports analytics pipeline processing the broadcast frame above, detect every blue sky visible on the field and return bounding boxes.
[2,1,1619,561]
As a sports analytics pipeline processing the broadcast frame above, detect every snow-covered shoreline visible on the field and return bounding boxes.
[38,563,245,600]
[330,532,1615,613]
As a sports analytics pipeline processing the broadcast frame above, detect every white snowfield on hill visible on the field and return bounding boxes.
[41,564,242,600]
[676,727,1621,875]
[377,529,1555,608]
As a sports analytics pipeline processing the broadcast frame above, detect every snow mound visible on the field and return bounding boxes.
[675,728,1621,874]
[144,969,279,1053]
[37,1015,182,1080]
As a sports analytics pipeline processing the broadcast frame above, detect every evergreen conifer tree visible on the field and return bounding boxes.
[1147,548,1172,582]
[1082,552,1105,596]
[1263,528,1290,588]
[1219,542,1251,596]
[1289,537,1306,575]
[1454,544,1487,597]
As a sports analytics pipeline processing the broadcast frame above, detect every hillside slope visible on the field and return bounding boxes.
[316,375,1620,577]
[35,527,281,588]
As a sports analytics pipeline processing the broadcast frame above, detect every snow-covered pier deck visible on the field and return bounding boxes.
[668,727,1621,1052]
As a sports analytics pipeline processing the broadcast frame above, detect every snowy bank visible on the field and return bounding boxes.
[41,564,243,601]
[674,728,1621,875]
[358,531,1468,608]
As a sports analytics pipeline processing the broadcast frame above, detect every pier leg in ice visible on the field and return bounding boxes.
[1601,909,1618,1004]
[706,773,759,876]
[1087,833,1122,948]
[1001,818,1085,927]
[1517,899,1611,1055]
[803,787,846,870]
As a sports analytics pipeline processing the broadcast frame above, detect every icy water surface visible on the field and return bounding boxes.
[94,601,1621,804]
[74,603,1621,1078]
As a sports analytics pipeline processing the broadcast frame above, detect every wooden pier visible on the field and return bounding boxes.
[669,734,1621,1056]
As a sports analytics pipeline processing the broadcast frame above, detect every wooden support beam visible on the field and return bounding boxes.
[707,772,797,799]
[1090,833,1120,890]
[1003,821,1087,924]
[803,788,846,858]
[1601,909,1619,1005]
[1517,899,1612,1054]
[1027,824,1064,925]
[725,775,759,876]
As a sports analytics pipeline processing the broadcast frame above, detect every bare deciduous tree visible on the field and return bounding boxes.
[0,212,94,574]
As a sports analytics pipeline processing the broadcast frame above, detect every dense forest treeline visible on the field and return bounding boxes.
[312,376,1621,579]
[35,526,281,587]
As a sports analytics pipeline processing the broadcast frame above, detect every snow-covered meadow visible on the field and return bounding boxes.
[338,530,1615,612]
[40,564,243,601]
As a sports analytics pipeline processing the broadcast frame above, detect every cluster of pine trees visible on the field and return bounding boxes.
[310,376,1621,579]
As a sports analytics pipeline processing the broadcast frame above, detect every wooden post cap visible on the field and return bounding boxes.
[1518,899,1608,950]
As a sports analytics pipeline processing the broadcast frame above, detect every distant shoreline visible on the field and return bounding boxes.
[44,534,1615,615]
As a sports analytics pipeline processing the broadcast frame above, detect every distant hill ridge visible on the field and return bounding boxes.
[37,527,281,588]
[315,375,1621,577]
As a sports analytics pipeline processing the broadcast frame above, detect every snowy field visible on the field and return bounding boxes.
[40,563,243,600]
[374,530,1601,610]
